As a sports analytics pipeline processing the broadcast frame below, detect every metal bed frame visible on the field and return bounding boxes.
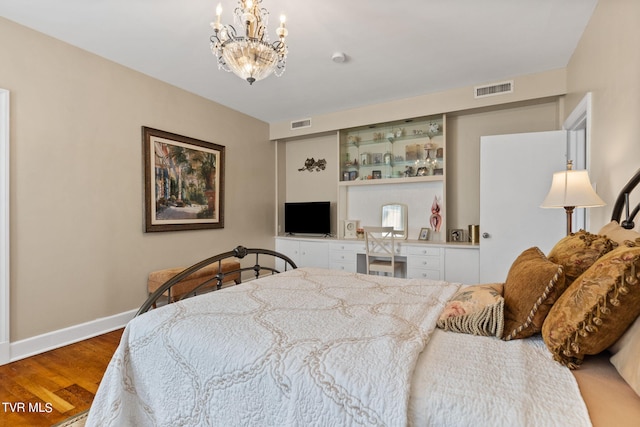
[611,168,640,229]
[137,246,297,316]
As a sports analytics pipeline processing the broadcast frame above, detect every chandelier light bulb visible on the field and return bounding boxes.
[277,15,287,38]
[214,3,222,29]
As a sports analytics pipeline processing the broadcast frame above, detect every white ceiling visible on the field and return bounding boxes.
[0,0,598,124]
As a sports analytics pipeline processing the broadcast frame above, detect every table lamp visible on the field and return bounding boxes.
[541,161,605,235]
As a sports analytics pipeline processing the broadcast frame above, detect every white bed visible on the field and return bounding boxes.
[88,168,640,426]
[87,268,592,427]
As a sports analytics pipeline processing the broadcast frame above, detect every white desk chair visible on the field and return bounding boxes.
[364,226,404,277]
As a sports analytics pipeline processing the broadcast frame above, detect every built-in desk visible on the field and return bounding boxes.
[275,236,480,284]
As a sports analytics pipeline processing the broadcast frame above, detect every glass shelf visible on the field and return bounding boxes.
[344,131,443,149]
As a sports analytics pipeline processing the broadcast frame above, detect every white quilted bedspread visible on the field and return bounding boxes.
[87,268,458,427]
[408,329,592,427]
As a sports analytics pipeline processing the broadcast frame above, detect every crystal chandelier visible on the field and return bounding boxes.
[210,0,288,85]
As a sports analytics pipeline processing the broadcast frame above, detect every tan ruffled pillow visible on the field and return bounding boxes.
[502,247,565,341]
[547,230,616,286]
[437,283,504,337]
[542,244,640,368]
[599,220,640,246]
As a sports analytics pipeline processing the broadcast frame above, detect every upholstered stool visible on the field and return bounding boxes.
[147,259,241,305]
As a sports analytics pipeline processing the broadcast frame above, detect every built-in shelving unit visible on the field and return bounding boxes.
[339,115,445,184]
[337,115,447,241]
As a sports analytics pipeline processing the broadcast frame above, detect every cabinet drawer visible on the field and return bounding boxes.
[330,251,357,263]
[329,242,361,252]
[407,268,441,280]
[330,260,357,273]
[408,256,441,270]
[407,245,442,257]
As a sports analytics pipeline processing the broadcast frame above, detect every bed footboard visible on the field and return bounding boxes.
[136,246,297,316]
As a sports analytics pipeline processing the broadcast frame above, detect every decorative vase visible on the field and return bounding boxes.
[429,196,442,232]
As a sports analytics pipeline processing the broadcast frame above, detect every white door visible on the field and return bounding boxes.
[479,131,567,283]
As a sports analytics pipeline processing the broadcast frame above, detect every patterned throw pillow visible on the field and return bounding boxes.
[542,244,640,368]
[547,230,617,286]
[502,247,566,341]
[437,283,504,337]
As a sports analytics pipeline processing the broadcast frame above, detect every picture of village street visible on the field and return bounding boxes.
[153,140,219,223]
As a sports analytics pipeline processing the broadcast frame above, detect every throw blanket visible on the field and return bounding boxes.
[87,268,458,427]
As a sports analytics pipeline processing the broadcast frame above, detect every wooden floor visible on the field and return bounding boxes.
[0,329,123,427]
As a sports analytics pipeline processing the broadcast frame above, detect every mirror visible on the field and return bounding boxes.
[381,203,408,239]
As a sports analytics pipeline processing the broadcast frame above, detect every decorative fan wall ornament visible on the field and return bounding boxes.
[298,158,327,172]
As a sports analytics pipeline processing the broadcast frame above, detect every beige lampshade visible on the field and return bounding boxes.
[541,169,605,208]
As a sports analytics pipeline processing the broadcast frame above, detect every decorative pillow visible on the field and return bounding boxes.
[599,220,640,246]
[542,244,640,368]
[502,247,566,341]
[610,315,640,397]
[437,283,504,337]
[547,230,616,286]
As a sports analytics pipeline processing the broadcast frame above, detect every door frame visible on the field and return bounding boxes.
[564,92,592,231]
[0,89,9,364]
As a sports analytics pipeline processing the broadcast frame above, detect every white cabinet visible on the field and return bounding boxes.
[444,247,480,284]
[275,238,329,270]
[276,237,478,281]
[406,245,443,280]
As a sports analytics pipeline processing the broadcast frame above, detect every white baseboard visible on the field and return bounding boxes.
[8,309,136,364]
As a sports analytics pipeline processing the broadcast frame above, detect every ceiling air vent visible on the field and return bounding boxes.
[290,118,311,130]
[474,80,514,99]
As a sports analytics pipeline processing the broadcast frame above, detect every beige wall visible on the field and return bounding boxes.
[565,0,640,229]
[282,133,339,235]
[270,69,567,141]
[284,133,338,203]
[1,18,274,341]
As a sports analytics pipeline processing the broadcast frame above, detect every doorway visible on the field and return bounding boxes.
[564,93,592,231]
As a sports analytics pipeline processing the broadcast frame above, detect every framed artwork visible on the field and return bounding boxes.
[143,126,225,232]
[449,229,464,242]
[372,170,382,179]
[418,228,430,241]
[349,170,358,181]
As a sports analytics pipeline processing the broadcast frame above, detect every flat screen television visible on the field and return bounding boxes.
[284,201,331,235]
